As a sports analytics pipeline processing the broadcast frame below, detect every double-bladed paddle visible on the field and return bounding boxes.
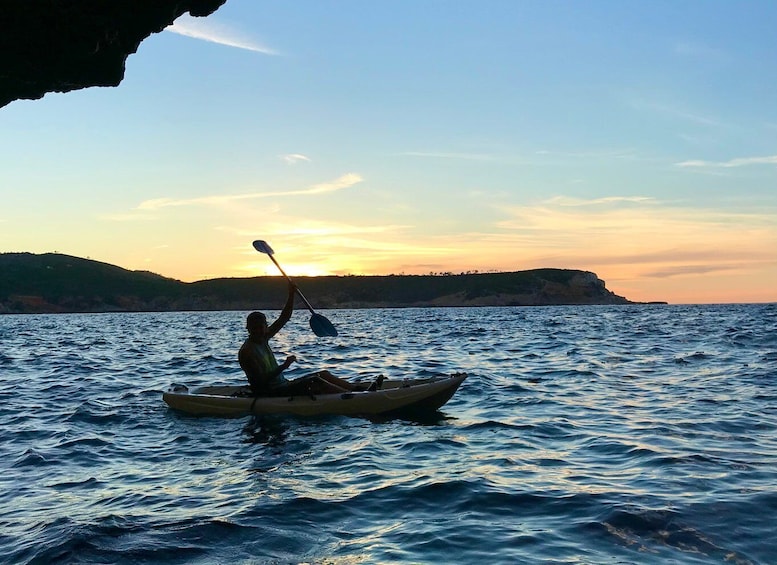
[252,240,338,337]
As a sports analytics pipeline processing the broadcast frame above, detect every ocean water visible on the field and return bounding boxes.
[1,304,776,564]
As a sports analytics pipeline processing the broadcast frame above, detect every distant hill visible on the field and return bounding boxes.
[0,252,637,314]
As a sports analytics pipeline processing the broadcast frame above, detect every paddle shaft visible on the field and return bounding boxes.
[253,239,337,337]
[265,253,317,315]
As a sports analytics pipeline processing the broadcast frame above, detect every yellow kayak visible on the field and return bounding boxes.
[163,373,468,418]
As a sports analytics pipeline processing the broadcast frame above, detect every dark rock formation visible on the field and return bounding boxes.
[0,0,227,108]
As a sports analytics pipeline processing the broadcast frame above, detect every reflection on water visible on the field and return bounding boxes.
[242,416,289,447]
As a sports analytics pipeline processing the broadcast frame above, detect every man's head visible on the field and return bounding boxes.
[246,311,268,335]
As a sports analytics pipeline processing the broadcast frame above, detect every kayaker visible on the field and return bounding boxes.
[239,282,381,396]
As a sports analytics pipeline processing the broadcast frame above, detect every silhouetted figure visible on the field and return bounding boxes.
[239,282,381,396]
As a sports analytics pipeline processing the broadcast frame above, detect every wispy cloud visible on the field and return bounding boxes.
[676,155,777,168]
[224,220,411,243]
[166,14,279,55]
[543,195,657,207]
[282,154,311,165]
[533,148,638,160]
[586,248,770,266]
[496,195,776,235]
[645,263,744,278]
[400,151,498,161]
[490,195,777,278]
[400,147,644,166]
[229,221,421,277]
[270,223,409,238]
[136,173,363,211]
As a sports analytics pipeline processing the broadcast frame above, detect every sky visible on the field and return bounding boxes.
[1,0,776,304]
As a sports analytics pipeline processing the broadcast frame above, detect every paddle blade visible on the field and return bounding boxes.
[252,240,274,255]
[310,313,338,337]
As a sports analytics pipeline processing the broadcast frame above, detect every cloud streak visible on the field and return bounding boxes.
[135,173,363,212]
[400,151,499,161]
[166,14,279,54]
[644,263,744,278]
[282,154,311,165]
[488,194,777,284]
[676,155,777,168]
[543,195,657,207]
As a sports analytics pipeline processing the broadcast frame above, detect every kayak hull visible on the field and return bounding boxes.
[162,373,467,417]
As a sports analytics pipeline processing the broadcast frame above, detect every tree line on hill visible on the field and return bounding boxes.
[0,252,638,314]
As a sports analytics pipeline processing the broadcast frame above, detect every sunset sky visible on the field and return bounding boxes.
[1,1,776,304]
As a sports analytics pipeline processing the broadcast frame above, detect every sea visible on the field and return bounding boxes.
[1,304,776,565]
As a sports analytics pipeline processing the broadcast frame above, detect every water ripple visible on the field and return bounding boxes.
[1,305,776,563]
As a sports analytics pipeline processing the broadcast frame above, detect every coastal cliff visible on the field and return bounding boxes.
[0,253,637,314]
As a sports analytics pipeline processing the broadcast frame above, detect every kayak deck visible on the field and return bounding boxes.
[163,373,467,417]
